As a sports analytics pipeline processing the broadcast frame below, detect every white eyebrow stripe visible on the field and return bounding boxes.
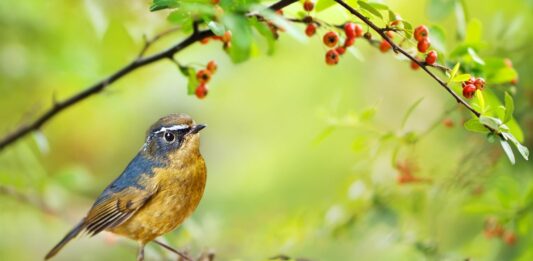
[154,124,190,134]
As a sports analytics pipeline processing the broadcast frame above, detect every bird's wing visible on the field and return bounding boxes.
[82,153,162,236]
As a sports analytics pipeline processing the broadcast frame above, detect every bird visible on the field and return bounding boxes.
[45,113,207,261]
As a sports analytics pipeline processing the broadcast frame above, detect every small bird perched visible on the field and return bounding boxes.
[45,113,207,261]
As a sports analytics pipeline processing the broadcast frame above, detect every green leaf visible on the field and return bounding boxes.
[167,9,192,25]
[500,138,515,165]
[150,0,179,12]
[429,25,446,52]
[222,13,253,63]
[464,118,489,133]
[358,1,383,19]
[186,68,198,95]
[402,21,413,39]
[503,132,529,161]
[504,92,514,123]
[465,18,482,44]
[368,2,389,10]
[475,90,485,113]
[400,97,424,129]
[427,0,456,21]
[451,73,471,82]
[467,48,485,65]
[479,116,502,130]
[256,7,306,42]
[487,67,518,84]
[316,0,336,12]
[448,62,460,83]
[454,0,466,39]
[250,18,276,55]
[207,21,226,36]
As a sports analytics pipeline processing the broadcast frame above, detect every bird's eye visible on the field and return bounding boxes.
[164,132,175,143]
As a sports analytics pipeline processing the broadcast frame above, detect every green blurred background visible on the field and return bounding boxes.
[1,0,533,260]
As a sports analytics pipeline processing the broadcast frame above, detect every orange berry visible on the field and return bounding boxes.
[463,84,476,99]
[385,30,394,39]
[222,31,232,43]
[417,38,430,53]
[200,37,209,44]
[305,23,316,37]
[410,60,420,70]
[414,25,429,41]
[425,50,437,65]
[325,49,339,65]
[442,118,454,128]
[344,23,356,39]
[354,24,364,37]
[195,83,208,99]
[474,78,485,90]
[206,60,217,74]
[303,0,314,12]
[379,40,391,52]
[196,69,212,84]
[344,37,355,47]
[323,31,339,48]
[503,231,517,246]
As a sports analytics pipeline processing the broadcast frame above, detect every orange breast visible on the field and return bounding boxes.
[109,155,206,243]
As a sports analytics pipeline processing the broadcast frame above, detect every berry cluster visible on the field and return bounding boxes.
[301,1,364,65]
[461,76,485,99]
[195,60,218,99]
[411,25,438,67]
[484,218,517,246]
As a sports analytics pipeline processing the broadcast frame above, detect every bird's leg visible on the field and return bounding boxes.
[153,239,192,261]
[137,242,145,261]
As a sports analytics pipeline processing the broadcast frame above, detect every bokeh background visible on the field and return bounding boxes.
[1,0,533,260]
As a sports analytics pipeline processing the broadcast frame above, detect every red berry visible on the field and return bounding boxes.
[379,40,391,52]
[463,84,476,99]
[335,46,346,55]
[442,118,454,128]
[344,23,356,39]
[276,9,283,16]
[195,83,208,99]
[207,60,218,74]
[344,37,355,47]
[417,38,430,53]
[410,60,420,70]
[303,0,314,12]
[425,50,437,65]
[474,78,485,90]
[323,31,339,48]
[414,25,429,41]
[325,49,339,65]
[503,231,517,246]
[305,23,316,37]
[196,69,212,84]
[354,24,364,37]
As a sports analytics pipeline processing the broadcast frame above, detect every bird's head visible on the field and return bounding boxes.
[142,113,206,160]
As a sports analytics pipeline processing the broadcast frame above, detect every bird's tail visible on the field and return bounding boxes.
[45,220,84,260]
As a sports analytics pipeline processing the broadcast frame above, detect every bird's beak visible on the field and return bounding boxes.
[189,124,207,134]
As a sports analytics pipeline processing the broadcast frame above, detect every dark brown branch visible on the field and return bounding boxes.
[0,0,298,151]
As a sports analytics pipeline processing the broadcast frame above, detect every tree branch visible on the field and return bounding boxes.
[333,0,502,135]
[0,0,298,151]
